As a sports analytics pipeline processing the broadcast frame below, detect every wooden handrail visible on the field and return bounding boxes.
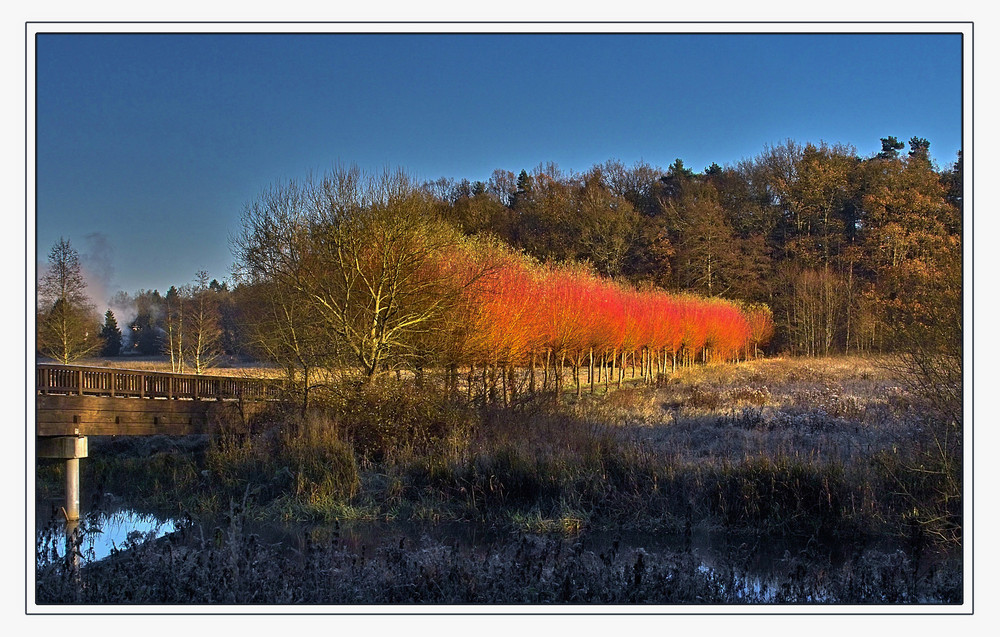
[35,364,282,401]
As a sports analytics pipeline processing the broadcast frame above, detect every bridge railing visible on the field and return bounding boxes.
[36,364,283,401]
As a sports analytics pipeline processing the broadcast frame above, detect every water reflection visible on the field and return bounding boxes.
[36,505,176,565]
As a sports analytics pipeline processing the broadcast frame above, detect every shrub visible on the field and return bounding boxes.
[205,407,359,508]
[283,413,360,504]
[709,455,848,536]
[333,380,475,460]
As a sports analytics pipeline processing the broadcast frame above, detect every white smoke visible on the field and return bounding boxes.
[79,233,138,354]
[107,290,135,351]
[79,232,116,311]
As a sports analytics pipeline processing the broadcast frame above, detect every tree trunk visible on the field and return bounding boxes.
[557,351,565,401]
[605,350,618,391]
[618,350,625,389]
[500,365,508,405]
[543,349,550,391]
[575,357,582,398]
[529,351,536,394]
[589,348,595,394]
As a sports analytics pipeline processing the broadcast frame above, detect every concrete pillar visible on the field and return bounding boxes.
[65,457,80,521]
[37,436,88,522]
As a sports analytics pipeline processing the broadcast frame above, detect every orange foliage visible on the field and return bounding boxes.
[438,243,774,373]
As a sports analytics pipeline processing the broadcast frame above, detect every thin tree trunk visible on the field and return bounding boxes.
[543,349,550,391]
[529,351,536,394]
[609,350,614,387]
[500,364,508,405]
[300,366,308,415]
[588,347,594,394]
[557,351,565,401]
[575,357,582,398]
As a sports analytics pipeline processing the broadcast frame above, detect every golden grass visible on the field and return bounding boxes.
[73,356,284,379]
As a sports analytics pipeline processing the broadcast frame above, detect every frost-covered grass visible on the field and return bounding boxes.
[586,356,913,466]
[58,356,953,537]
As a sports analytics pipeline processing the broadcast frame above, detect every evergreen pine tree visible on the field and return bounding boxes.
[99,309,122,356]
[877,136,905,160]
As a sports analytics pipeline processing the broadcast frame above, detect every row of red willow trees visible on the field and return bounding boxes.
[436,248,774,400]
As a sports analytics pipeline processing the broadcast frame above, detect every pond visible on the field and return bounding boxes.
[35,501,177,566]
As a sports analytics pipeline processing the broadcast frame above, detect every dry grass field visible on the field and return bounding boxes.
[70,356,284,379]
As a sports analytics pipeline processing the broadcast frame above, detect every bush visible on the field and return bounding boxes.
[332,380,474,460]
[709,455,848,536]
[283,416,359,504]
[205,408,359,508]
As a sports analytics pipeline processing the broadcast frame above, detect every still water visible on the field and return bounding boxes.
[36,502,176,565]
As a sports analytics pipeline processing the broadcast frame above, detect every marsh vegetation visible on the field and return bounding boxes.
[36,355,962,604]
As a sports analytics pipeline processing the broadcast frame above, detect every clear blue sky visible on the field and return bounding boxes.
[34,31,963,306]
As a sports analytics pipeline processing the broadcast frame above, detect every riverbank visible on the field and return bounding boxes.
[35,355,964,604]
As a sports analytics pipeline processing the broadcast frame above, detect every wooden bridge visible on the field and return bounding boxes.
[35,364,282,520]
[36,364,281,436]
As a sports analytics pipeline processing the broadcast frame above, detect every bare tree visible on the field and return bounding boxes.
[37,238,99,363]
[186,271,222,374]
[234,165,470,382]
[164,284,190,373]
[162,272,223,374]
[237,279,334,411]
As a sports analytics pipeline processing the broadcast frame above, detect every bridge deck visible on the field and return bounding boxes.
[36,364,282,437]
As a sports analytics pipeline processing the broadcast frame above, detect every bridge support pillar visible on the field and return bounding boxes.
[37,436,88,521]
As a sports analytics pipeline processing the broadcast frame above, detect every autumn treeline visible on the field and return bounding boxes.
[41,134,959,386]
[424,137,961,357]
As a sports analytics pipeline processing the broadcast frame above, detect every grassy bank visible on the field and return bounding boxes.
[43,356,961,548]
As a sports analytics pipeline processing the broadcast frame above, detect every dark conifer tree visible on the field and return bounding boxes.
[99,309,122,356]
[941,150,963,215]
[877,136,905,159]
[908,136,931,164]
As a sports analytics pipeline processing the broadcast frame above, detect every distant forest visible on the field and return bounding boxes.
[418,136,962,357]
[50,135,961,369]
